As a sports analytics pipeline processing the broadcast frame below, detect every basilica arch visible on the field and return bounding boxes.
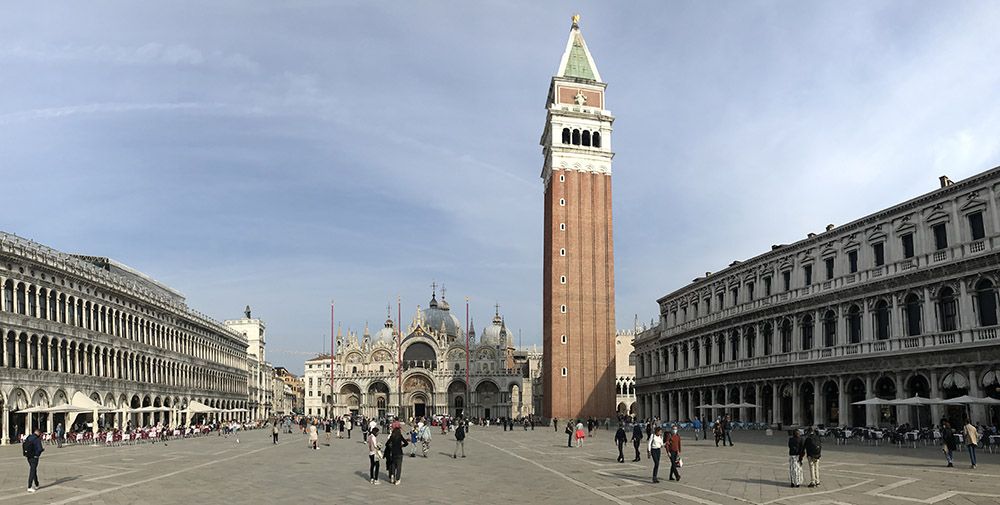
[403,373,434,419]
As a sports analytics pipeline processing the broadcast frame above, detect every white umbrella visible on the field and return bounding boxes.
[736,402,759,409]
[941,395,1000,405]
[889,394,945,405]
[852,397,893,405]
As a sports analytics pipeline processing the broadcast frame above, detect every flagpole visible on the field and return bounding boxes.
[397,295,402,420]
[465,297,470,398]
[336,300,337,415]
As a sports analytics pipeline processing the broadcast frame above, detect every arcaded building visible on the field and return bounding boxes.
[0,232,250,443]
[634,169,1000,428]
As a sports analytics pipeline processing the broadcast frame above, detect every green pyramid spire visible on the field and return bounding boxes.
[564,32,596,80]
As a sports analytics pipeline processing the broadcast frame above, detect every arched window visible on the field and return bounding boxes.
[2,281,12,312]
[801,315,814,350]
[848,305,862,343]
[780,319,792,353]
[822,310,836,347]
[717,335,724,363]
[561,128,570,144]
[938,287,958,331]
[572,129,580,145]
[976,279,998,326]
[730,330,739,359]
[874,300,890,340]
[762,323,773,355]
[593,131,601,148]
[744,327,756,359]
[905,294,921,336]
[582,130,591,146]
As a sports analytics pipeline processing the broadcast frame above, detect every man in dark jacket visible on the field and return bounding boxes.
[614,424,627,463]
[941,420,957,467]
[631,423,643,462]
[24,428,44,493]
[453,421,466,458]
[802,428,822,487]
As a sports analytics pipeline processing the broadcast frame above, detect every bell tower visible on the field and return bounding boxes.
[541,15,616,420]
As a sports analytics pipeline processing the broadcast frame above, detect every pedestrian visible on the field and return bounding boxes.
[615,424,627,463]
[666,424,682,481]
[714,420,723,447]
[565,421,574,448]
[553,417,559,432]
[23,428,43,493]
[55,423,65,449]
[325,420,332,443]
[962,417,979,469]
[941,419,957,468]
[338,418,345,439]
[802,427,821,487]
[454,420,466,458]
[575,421,586,447]
[367,427,381,485]
[362,419,370,442]
[787,430,803,488]
[503,417,508,432]
[272,421,279,445]
[409,426,418,456]
[700,416,707,441]
[723,415,734,446]
[647,426,663,483]
[347,417,353,439]
[587,418,594,437]
[692,416,702,441]
[309,421,319,450]
[386,426,408,485]
[418,420,432,457]
[631,422,643,462]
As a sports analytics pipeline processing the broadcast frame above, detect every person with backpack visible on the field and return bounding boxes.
[941,419,958,468]
[385,426,408,485]
[802,427,822,487]
[453,420,467,458]
[417,419,432,457]
[23,428,44,493]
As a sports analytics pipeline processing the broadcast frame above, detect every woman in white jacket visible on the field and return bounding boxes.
[367,427,381,485]
[647,427,664,483]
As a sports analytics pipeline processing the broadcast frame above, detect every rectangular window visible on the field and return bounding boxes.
[803,264,813,286]
[692,301,699,317]
[873,242,885,266]
[848,250,858,273]
[932,223,948,250]
[747,282,754,301]
[782,271,791,291]
[901,233,915,258]
[969,212,986,240]
[717,293,723,309]
[825,257,835,280]
[731,287,739,306]
[763,277,772,296]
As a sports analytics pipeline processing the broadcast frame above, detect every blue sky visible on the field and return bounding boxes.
[2,2,999,374]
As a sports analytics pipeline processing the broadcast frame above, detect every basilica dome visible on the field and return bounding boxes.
[419,293,462,340]
[373,317,396,344]
[479,310,508,347]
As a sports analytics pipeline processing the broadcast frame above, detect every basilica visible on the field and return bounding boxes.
[305,289,540,421]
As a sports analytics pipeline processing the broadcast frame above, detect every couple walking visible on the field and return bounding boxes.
[647,425,682,483]
[367,426,409,485]
[787,428,821,488]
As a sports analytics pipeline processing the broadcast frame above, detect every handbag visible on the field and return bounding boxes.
[677,458,683,468]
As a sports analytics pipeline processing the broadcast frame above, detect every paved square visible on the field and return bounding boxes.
[1,426,998,504]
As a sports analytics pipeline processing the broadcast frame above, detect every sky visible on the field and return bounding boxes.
[2,1,999,375]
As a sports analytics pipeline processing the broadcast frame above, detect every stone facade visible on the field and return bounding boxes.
[615,327,640,416]
[224,315,272,420]
[0,231,249,443]
[306,291,537,420]
[542,17,617,420]
[635,170,1000,428]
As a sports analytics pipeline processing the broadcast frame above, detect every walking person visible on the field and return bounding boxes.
[575,421,586,447]
[347,417,353,439]
[23,428,44,493]
[615,424,627,463]
[962,417,979,469]
[325,420,332,444]
[787,430,803,488]
[723,415,734,446]
[386,426,409,485]
[308,421,319,450]
[338,418,345,439]
[554,417,559,432]
[666,425,682,481]
[272,421,279,445]
[631,422,643,461]
[647,426,663,483]
[941,420,957,468]
[692,417,702,441]
[418,420,432,457]
[55,423,65,449]
[802,427,822,487]
[699,416,707,442]
[367,427,381,485]
[565,421,574,448]
[453,421,466,458]
[714,420,723,447]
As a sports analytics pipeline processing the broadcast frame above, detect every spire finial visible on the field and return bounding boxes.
[431,281,437,298]
[571,13,580,29]
[494,302,500,316]
[440,284,446,300]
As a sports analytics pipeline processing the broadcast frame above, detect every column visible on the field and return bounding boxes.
[771,382,781,426]
[813,379,823,426]
[14,334,21,368]
[862,299,872,342]
[667,391,676,422]
[968,367,985,423]
[1,407,8,445]
[791,380,801,426]
[891,295,902,338]
[738,386,747,421]
[754,383,764,423]
[865,375,877,426]
[894,373,909,424]
[837,376,847,427]
[922,287,935,334]
[687,390,694,422]
[958,281,974,332]
[755,324,765,358]
[929,370,942,423]
[722,387,730,419]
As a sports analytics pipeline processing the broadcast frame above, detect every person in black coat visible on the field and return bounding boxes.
[631,423,643,462]
[941,420,957,467]
[386,427,409,485]
[614,425,627,463]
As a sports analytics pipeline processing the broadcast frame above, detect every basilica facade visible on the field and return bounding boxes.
[635,170,1000,428]
[308,291,537,421]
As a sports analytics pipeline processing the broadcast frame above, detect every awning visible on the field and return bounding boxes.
[941,395,1000,405]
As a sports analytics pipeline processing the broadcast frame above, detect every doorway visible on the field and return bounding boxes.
[414,402,426,419]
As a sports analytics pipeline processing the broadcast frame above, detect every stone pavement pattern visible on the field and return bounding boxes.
[0,426,997,505]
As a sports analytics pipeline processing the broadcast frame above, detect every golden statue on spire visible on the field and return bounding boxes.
[571,13,580,28]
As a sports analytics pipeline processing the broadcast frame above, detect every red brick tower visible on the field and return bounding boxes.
[541,15,616,420]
